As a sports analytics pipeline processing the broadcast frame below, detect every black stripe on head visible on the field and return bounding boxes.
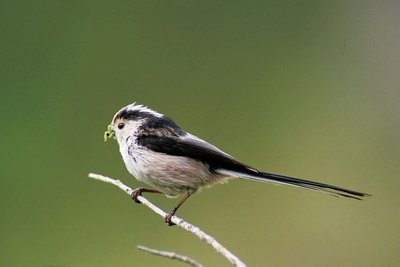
[113,104,186,137]
[113,108,155,122]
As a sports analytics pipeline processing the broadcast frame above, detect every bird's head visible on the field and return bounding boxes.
[104,103,163,144]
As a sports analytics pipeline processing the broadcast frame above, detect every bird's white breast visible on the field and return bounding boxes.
[118,134,225,196]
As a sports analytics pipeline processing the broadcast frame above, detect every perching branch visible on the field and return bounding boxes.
[137,245,202,267]
[88,173,246,267]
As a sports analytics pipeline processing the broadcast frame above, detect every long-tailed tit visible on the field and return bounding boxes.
[104,103,369,225]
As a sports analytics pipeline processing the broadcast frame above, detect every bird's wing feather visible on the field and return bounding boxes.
[136,133,257,173]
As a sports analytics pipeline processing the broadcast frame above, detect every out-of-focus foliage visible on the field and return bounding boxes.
[0,1,398,266]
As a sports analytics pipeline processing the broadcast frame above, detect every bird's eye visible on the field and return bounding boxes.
[117,123,125,129]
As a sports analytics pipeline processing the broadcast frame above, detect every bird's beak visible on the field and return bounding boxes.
[104,124,116,142]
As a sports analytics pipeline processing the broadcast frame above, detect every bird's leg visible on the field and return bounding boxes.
[131,187,162,203]
[165,190,193,226]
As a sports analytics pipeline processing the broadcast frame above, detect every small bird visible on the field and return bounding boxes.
[105,103,369,225]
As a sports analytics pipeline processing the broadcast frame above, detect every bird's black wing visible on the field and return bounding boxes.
[137,134,370,200]
[137,133,257,174]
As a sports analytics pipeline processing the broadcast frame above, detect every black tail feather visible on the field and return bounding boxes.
[257,171,370,200]
[215,166,370,200]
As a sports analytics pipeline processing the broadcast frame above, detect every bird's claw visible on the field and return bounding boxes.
[165,212,176,226]
[131,188,144,203]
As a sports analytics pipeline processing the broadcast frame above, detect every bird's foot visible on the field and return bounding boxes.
[131,188,145,203]
[131,187,163,203]
[164,209,177,226]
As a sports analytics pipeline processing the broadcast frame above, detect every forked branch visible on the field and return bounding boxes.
[88,173,246,267]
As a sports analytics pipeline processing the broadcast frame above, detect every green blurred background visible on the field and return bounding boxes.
[1,1,399,266]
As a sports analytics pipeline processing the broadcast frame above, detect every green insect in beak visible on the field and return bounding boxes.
[104,124,116,142]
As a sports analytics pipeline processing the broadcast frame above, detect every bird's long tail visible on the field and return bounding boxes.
[216,168,370,200]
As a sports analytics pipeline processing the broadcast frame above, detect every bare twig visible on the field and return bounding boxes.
[137,245,202,267]
[88,173,246,267]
